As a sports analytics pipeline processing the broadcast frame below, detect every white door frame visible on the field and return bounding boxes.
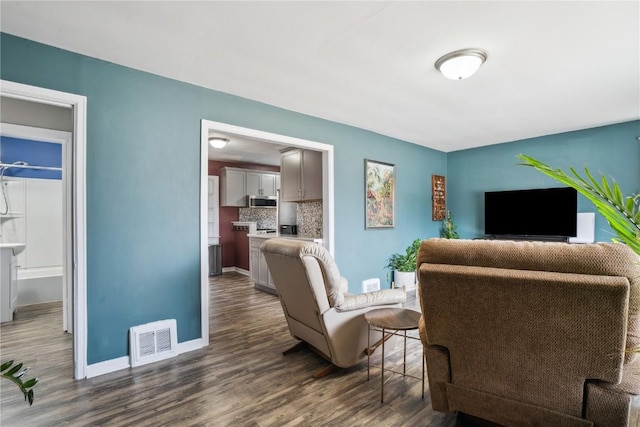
[199,119,335,345]
[1,79,88,379]
[207,175,220,246]
[0,123,72,333]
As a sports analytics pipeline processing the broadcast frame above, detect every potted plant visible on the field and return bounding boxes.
[517,154,639,255]
[385,239,421,290]
[440,210,460,239]
[1,359,38,405]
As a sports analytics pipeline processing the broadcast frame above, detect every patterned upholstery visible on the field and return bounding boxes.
[418,238,640,427]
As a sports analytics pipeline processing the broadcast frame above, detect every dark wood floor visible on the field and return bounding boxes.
[2,272,639,426]
[1,272,457,426]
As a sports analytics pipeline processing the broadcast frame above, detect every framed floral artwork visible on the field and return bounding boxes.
[365,159,395,229]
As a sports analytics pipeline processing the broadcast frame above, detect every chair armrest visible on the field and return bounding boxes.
[336,289,406,312]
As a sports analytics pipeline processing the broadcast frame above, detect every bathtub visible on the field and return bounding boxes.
[17,266,63,306]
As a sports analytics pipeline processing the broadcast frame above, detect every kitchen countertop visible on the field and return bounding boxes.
[248,233,323,244]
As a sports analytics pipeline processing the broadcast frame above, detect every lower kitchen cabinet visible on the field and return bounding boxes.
[249,236,277,295]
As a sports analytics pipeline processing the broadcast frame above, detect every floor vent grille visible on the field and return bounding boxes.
[129,319,178,367]
[362,278,381,293]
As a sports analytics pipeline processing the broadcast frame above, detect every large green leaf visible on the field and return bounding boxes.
[517,154,640,256]
[1,359,38,406]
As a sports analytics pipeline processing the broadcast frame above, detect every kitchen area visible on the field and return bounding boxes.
[208,138,324,295]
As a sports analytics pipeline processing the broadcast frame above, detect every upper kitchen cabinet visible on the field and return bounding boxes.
[220,167,247,207]
[246,171,278,197]
[220,167,280,206]
[280,149,322,202]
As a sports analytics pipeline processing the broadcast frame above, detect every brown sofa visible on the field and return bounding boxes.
[417,238,640,427]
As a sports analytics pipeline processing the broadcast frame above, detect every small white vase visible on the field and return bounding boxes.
[394,270,416,291]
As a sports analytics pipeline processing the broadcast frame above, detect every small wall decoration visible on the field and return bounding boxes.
[432,174,446,220]
[365,159,395,229]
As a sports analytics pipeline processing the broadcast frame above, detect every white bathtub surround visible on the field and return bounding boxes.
[0,177,63,306]
[17,266,63,305]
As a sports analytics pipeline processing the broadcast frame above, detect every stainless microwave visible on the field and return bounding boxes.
[247,195,277,208]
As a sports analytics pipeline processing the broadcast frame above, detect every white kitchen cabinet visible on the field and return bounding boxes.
[249,236,277,295]
[246,171,278,197]
[0,248,18,323]
[249,239,260,283]
[221,168,280,206]
[220,167,247,207]
[280,149,322,202]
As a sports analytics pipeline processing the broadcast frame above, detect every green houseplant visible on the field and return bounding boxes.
[1,359,38,405]
[440,210,460,239]
[517,154,639,255]
[385,239,421,290]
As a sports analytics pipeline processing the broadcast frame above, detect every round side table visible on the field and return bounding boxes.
[364,307,424,403]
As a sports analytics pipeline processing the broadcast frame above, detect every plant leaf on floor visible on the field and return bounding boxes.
[1,359,38,405]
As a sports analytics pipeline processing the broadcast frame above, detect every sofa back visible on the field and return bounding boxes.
[418,238,640,419]
[418,238,640,359]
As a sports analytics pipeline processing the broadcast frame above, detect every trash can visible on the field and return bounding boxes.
[208,244,222,276]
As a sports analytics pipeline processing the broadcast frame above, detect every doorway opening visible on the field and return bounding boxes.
[0,123,71,333]
[0,80,88,379]
[199,119,335,345]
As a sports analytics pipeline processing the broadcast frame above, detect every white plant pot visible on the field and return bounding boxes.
[394,270,416,291]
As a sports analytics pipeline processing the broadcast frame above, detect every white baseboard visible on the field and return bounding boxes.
[220,267,250,276]
[85,338,205,378]
[176,338,204,354]
[85,356,130,379]
[234,267,250,276]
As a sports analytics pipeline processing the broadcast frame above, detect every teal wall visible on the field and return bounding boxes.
[4,31,637,366]
[0,33,444,364]
[447,121,640,240]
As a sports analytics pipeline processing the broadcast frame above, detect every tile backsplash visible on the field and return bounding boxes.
[238,200,323,236]
[297,201,323,237]
[239,208,277,229]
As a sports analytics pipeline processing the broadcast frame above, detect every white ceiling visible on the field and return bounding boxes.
[207,131,286,166]
[1,1,638,159]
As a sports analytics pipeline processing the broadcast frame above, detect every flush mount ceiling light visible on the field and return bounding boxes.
[435,48,488,80]
[209,137,229,149]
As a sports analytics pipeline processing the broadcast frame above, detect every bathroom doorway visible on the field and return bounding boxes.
[0,120,71,331]
[0,80,88,379]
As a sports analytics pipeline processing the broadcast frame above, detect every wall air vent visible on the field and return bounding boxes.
[361,278,381,293]
[129,319,178,368]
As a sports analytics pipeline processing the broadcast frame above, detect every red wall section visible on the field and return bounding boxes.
[208,160,280,268]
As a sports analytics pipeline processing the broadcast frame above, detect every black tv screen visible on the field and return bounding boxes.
[484,187,577,237]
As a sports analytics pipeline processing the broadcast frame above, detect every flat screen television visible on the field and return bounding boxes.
[484,187,577,238]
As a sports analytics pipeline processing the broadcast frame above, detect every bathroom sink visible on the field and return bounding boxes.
[0,243,26,255]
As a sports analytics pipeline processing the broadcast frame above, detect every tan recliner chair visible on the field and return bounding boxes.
[418,238,640,427]
[261,238,406,377]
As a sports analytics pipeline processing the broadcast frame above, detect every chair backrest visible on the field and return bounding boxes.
[262,238,354,347]
[418,238,640,357]
[417,238,640,420]
[261,238,329,332]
